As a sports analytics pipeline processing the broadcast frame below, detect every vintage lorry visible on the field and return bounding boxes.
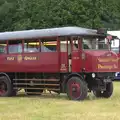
[0,27,118,101]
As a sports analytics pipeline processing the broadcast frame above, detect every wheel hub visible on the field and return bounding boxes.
[71,83,80,92]
[69,82,81,99]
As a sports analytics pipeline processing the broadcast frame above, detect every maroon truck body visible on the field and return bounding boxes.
[0,50,118,73]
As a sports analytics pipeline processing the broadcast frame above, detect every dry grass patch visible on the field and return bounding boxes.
[0,82,120,120]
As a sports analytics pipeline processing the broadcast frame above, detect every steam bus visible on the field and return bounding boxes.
[0,27,118,101]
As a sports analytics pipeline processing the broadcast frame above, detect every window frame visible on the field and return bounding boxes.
[82,36,110,50]
[7,40,23,54]
[0,40,7,54]
[23,39,40,53]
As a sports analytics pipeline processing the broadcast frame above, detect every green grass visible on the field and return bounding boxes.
[0,82,120,120]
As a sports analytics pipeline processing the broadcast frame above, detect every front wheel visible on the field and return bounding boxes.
[93,82,113,98]
[66,76,88,101]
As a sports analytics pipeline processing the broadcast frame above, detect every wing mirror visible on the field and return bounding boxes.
[105,35,113,44]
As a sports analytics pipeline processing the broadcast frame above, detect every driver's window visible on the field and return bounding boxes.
[98,38,108,50]
[82,37,109,50]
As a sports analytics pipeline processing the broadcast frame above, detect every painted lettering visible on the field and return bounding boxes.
[7,57,15,61]
[24,56,37,60]
[98,64,118,69]
[97,58,119,62]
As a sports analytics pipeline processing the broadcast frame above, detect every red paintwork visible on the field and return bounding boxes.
[72,50,83,72]
[70,49,119,73]
[0,52,59,72]
[117,53,120,71]
[0,49,119,73]
[83,50,119,72]
[68,81,80,99]
[0,37,119,73]
[60,52,68,72]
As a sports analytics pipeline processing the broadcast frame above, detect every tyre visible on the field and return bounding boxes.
[93,82,113,98]
[102,82,113,98]
[25,89,43,95]
[66,76,88,101]
[93,90,102,97]
[0,76,12,97]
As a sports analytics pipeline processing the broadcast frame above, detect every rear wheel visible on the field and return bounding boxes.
[93,82,113,98]
[0,76,12,97]
[66,76,88,101]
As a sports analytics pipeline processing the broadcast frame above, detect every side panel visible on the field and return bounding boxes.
[83,51,119,72]
[118,53,120,69]
[0,52,59,72]
[92,55,119,72]
[84,54,93,72]
[59,40,69,72]
[72,51,82,72]
[60,52,68,72]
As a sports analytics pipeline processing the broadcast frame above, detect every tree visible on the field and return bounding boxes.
[0,0,120,31]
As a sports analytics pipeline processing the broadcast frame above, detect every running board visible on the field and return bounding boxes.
[13,78,60,82]
[13,83,60,86]
[14,87,60,91]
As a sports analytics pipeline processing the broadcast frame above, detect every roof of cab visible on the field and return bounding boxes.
[0,26,105,41]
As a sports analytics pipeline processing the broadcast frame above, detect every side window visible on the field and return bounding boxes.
[60,37,68,52]
[0,41,7,54]
[41,38,57,52]
[8,40,22,54]
[24,40,39,53]
[98,39,108,50]
[72,37,79,51]
[82,38,93,49]
[60,41,67,52]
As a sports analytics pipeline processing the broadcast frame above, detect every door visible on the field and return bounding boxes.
[59,37,71,72]
[71,37,83,72]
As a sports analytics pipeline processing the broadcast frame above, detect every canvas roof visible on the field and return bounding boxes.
[0,26,105,41]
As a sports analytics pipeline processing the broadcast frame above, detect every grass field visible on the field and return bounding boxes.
[0,82,120,120]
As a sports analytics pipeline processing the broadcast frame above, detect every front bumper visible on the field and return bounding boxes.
[95,72,115,80]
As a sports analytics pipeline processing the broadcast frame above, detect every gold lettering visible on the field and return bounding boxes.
[98,64,117,69]
[98,58,119,62]
[24,56,37,60]
[7,57,15,61]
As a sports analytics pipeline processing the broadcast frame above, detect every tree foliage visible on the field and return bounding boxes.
[0,0,120,31]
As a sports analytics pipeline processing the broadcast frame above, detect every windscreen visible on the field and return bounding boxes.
[82,37,109,50]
